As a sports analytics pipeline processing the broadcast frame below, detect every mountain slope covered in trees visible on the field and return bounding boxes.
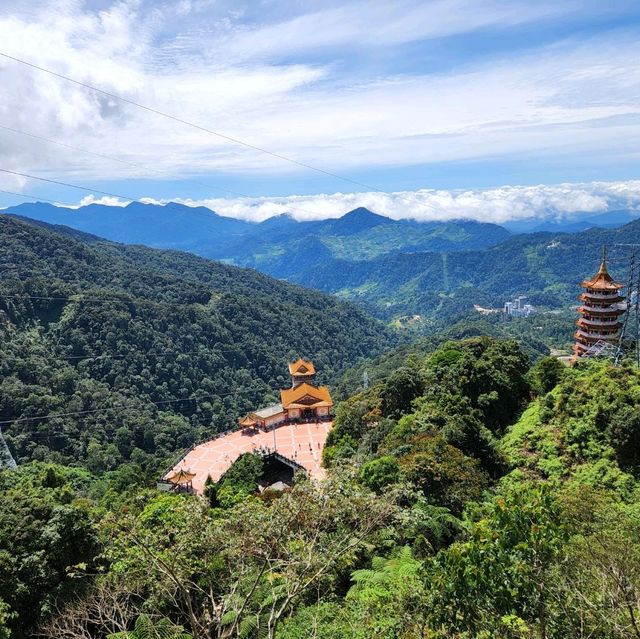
[0,214,393,470]
[294,218,640,320]
[5,202,510,271]
[5,337,640,639]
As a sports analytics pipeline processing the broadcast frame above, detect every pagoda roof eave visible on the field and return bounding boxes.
[578,305,625,315]
[578,293,624,303]
[288,358,316,376]
[286,400,333,409]
[280,382,333,410]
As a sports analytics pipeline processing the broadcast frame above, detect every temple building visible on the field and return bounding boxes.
[238,358,333,429]
[573,250,625,358]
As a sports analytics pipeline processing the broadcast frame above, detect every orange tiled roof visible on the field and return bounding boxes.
[166,468,196,484]
[288,358,316,376]
[280,382,333,409]
[581,257,624,291]
[239,415,257,427]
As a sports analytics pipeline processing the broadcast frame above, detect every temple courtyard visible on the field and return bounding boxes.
[164,420,332,495]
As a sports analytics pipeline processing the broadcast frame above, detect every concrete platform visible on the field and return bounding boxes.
[164,421,332,494]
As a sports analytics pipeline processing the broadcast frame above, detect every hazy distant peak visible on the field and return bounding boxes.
[328,207,394,235]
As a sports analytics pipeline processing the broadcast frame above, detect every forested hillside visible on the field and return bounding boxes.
[0,215,392,470]
[11,202,639,333]
[293,219,640,320]
[4,337,640,639]
[5,203,510,274]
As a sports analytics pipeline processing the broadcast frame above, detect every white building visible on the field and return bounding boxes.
[504,295,536,317]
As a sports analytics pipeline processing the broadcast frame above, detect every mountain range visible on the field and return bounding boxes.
[0,213,393,466]
[4,200,639,330]
[3,202,510,271]
[502,209,640,233]
[293,219,640,320]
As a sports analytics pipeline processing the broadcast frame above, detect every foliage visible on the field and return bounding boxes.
[358,456,399,493]
[397,431,488,515]
[0,215,392,468]
[500,360,640,497]
[108,614,193,639]
[0,463,100,637]
[212,453,265,507]
[4,296,640,639]
[527,356,566,395]
[427,484,568,638]
[557,493,640,639]
[84,474,397,639]
[293,217,640,327]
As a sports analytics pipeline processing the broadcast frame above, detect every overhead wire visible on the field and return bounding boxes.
[0,123,329,219]
[0,51,386,193]
[0,343,260,363]
[0,387,257,428]
[0,189,61,205]
[0,167,139,201]
[0,55,362,441]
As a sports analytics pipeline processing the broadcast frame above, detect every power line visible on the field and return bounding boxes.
[1,294,152,303]
[0,167,139,201]
[0,123,327,219]
[0,388,250,427]
[0,189,62,205]
[2,345,258,363]
[0,51,385,193]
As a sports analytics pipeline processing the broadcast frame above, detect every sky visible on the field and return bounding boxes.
[1,0,640,222]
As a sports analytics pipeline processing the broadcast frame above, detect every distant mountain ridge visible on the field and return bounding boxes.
[8,200,640,325]
[3,202,510,274]
[291,219,640,321]
[503,209,640,233]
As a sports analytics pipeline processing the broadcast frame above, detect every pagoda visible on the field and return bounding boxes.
[238,359,333,429]
[573,249,625,359]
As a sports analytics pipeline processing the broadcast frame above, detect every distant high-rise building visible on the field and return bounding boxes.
[573,250,625,358]
[504,296,536,317]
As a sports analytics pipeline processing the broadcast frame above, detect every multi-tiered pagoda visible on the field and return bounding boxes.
[573,250,625,358]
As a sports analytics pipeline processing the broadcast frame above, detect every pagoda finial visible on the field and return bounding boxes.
[598,245,608,275]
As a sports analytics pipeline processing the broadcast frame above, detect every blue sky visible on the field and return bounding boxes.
[1,0,640,221]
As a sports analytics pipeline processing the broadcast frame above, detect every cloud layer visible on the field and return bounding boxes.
[77,179,640,224]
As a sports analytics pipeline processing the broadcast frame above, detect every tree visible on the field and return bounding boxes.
[0,599,13,639]
[75,474,398,639]
[0,464,100,637]
[427,484,567,639]
[380,367,424,419]
[527,357,565,395]
[108,614,192,639]
[358,456,399,493]
[398,432,488,515]
[608,405,640,470]
[555,496,640,639]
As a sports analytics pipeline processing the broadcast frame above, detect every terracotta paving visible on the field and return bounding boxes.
[165,421,332,494]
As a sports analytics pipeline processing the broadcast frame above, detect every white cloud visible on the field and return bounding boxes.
[0,0,639,191]
[166,180,640,223]
[218,0,576,62]
[76,194,129,207]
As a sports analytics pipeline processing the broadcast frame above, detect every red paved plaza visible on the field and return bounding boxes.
[165,421,332,494]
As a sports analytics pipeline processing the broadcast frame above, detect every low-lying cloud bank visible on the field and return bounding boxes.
[118,180,640,224]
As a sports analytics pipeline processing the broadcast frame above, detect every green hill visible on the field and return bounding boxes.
[4,333,640,639]
[292,219,640,321]
[5,203,511,277]
[0,215,393,469]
